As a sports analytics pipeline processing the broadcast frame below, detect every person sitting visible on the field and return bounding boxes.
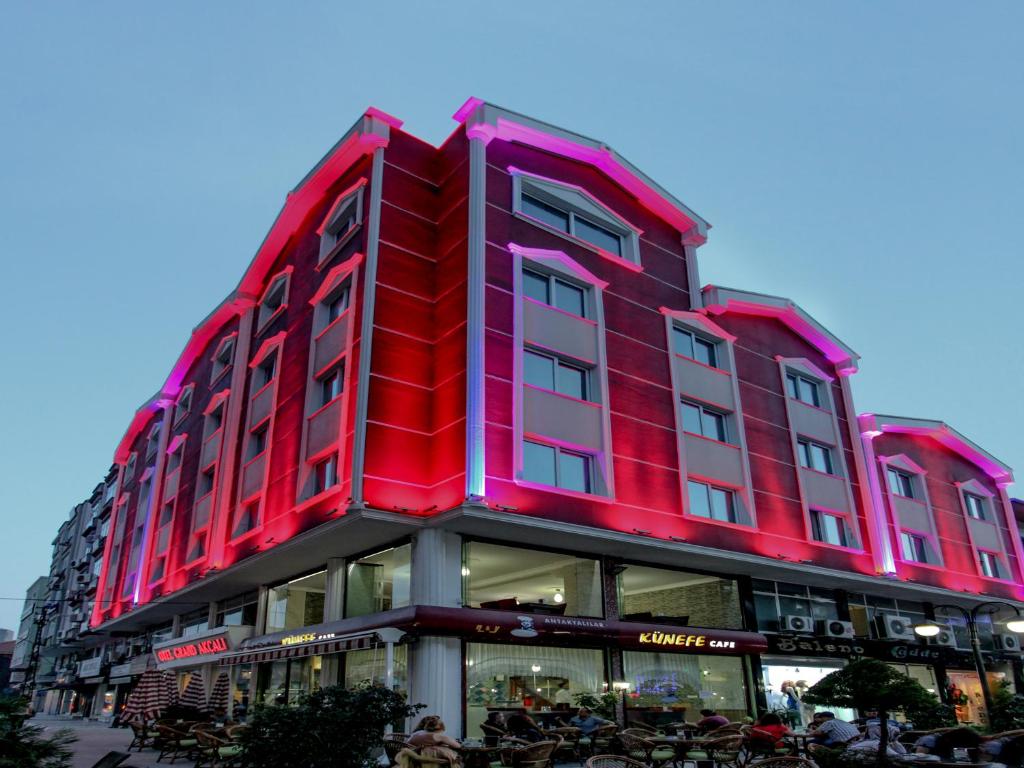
[481,712,506,746]
[696,709,730,733]
[505,710,544,742]
[988,734,1024,768]
[846,721,906,757]
[567,707,608,736]
[747,712,793,752]
[407,716,462,767]
[808,712,860,749]
[932,727,985,761]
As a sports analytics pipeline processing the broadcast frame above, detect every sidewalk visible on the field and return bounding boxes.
[31,717,186,768]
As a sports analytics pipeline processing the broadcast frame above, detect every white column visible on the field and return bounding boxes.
[410,528,462,607]
[408,637,463,737]
[320,557,347,686]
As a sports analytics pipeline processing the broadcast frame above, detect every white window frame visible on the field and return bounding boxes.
[672,326,719,369]
[523,347,591,402]
[786,371,822,407]
[511,169,643,268]
[210,334,237,385]
[878,454,944,568]
[521,266,589,319]
[810,508,849,548]
[317,180,366,267]
[978,550,1003,579]
[797,438,835,475]
[965,492,988,521]
[256,268,293,335]
[687,479,737,523]
[899,531,929,563]
[173,385,194,428]
[886,467,915,498]
[522,439,593,494]
[680,399,729,443]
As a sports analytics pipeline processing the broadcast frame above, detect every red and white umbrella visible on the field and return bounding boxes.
[122,669,174,722]
[208,670,231,716]
[162,670,179,709]
[179,672,208,712]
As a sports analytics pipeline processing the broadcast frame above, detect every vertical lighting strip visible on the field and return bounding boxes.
[464,117,494,501]
[857,415,898,575]
[350,143,387,505]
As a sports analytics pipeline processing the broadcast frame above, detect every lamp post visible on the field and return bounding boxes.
[913,601,1024,724]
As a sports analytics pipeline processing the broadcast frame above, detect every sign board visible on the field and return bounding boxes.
[766,634,975,666]
[152,625,252,670]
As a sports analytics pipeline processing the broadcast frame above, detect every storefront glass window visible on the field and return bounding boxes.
[848,594,928,639]
[762,659,854,727]
[256,656,322,706]
[266,570,326,635]
[617,564,742,629]
[623,651,749,728]
[463,542,603,617]
[753,582,838,633]
[344,646,408,692]
[180,608,209,638]
[465,643,605,741]
[150,623,174,645]
[216,591,259,627]
[345,545,411,618]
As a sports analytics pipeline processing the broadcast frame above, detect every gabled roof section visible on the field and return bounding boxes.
[858,414,1014,485]
[453,98,710,246]
[701,285,860,374]
[113,108,400,464]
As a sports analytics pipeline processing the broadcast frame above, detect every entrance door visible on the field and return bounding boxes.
[761,657,855,726]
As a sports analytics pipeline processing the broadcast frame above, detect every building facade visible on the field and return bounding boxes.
[42,99,1022,731]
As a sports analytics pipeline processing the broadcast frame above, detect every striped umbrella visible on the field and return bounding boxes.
[179,671,208,712]
[208,670,231,716]
[121,669,170,721]
[161,670,179,709]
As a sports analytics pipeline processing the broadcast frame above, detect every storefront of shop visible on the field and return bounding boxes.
[102,655,151,722]
[152,625,253,714]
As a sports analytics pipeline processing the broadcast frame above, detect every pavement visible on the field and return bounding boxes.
[31,717,183,768]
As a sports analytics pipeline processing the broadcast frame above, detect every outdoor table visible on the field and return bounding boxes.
[459,742,499,768]
[788,733,816,754]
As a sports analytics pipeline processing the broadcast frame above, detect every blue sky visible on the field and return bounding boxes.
[1,2,1021,629]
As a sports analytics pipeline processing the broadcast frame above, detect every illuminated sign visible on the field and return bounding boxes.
[638,631,736,650]
[154,635,229,663]
[280,631,336,647]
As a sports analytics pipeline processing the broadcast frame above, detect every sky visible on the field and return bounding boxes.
[1,2,1022,630]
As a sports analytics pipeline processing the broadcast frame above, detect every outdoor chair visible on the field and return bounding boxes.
[154,723,199,764]
[585,756,648,768]
[87,752,132,768]
[482,723,508,746]
[194,729,235,768]
[127,721,152,751]
[509,740,559,768]
[745,757,816,768]
[707,724,744,736]
[617,733,676,768]
[550,727,583,761]
[385,737,417,767]
[702,735,746,768]
[627,722,660,735]
[225,724,249,741]
[740,725,795,760]
[591,725,618,754]
[396,748,451,768]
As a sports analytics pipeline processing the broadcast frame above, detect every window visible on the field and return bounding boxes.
[198,468,215,497]
[204,404,224,440]
[523,440,592,493]
[232,501,259,539]
[979,551,1001,579]
[167,445,183,473]
[326,285,350,324]
[513,173,640,264]
[266,570,326,634]
[248,424,268,460]
[797,439,834,474]
[687,480,735,523]
[672,327,718,368]
[965,493,987,521]
[624,652,748,722]
[124,454,137,483]
[257,274,289,331]
[786,373,821,407]
[211,336,235,383]
[887,468,915,498]
[318,185,364,265]
[522,268,586,318]
[900,532,929,563]
[180,607,209,639]
[345,545,411,618]
[523,350,588,400]
[463,541,602,617]
[811,509,848,547]
[318,366,344,407]
[256,355,277,389]
[174,388,193,426]
[215,591,259,628]
[680,401,727,442]
[617,564,742,628]
[313,454,338,495]
[754,581,841,634]
[146,427,160,460]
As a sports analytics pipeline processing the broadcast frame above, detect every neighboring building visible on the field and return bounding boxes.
[8,577,47,694]
[40,99,1021,732]
[0,640,14,693]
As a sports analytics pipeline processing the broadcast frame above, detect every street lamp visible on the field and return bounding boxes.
[913,601,1024,722]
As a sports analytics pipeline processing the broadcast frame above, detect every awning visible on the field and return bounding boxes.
[221,631,378,666]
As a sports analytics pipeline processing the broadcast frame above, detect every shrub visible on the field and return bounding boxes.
[237,684,423,768]
[0,695,76,768]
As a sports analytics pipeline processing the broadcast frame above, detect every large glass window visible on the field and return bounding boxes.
[672,328,718,368]
[617,565,743,629]
[255,655,322,707]
[687,480,735,523]
[215,591,259,628]
[345,545,411,618]
[753,581,840,634]
[265,570,326,635]
[179,608,209,638]
[463,541,603,617]
[466,643,605,743]
[623,652,749,727]
[523,441,592,493]
[343,646,408,693]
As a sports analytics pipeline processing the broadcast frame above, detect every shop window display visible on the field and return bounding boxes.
[618,564,743,629]
[465,643,605,741]
[463,542,602,617]
[761,660,854,726]
[622,651,749,728]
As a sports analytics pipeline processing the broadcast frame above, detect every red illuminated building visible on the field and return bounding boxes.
[81,100,1022,732]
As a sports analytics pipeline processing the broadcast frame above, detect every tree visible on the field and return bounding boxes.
[0,695,76,768]
[989,679,1024,733]
[237,684,423,768]
[803,659,945,766]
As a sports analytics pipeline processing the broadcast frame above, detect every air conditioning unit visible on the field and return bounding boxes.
[819,619,855,638]
[878,614,916,640]
[995,634,1022,652]
[780,615,814,633]
[930,626,958,647]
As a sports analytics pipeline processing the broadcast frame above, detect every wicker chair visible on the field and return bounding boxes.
[585,756,649,768]
[482,723,508,745]
[127,721,152,752]
[627,722,660,735]
[746,758,816,768]
[194,729,239,768]
[550,728,584,761]
[384,738,416,767]
[154,723,199,764]
[708,723,744,736]
[741,725,795,760]
[395,748,451,768]
[703,735,746,768]
[591,725,618,754]
[617,733,677,768]
[510,740,559,768]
